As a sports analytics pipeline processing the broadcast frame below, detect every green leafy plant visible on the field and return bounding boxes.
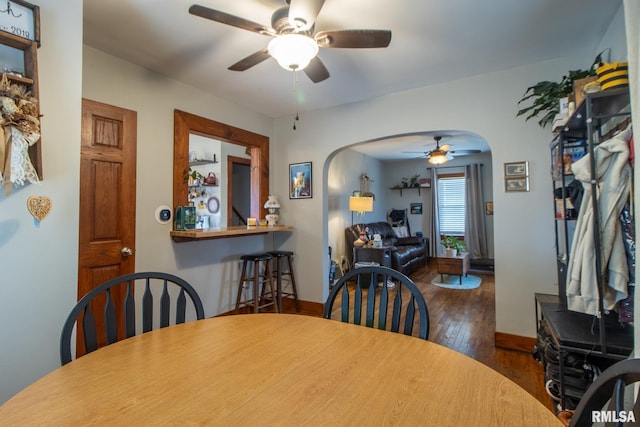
[184,167,204,183]
[441,235,465,252]
[516,53,604,128]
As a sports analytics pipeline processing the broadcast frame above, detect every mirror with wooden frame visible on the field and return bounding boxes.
[173,110,269,229]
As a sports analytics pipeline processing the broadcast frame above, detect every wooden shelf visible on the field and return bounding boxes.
[170,225,293,242]
[189,160,217,166]
[390,186,425,196]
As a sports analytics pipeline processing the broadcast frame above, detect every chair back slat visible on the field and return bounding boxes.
[378,274,389,331]
[403,297,416,336]
[60,272,205,365]
[340,283,350,323]
[323,266,429,340]
[124,282,136,338]
[142,279,153,333]
[104,289,118,345]
[365,272,377,328]
[391,290,402,333]
[82,306,98,354]
[160,281,170,328]
[353,277,363,325]
[176,288,187,323]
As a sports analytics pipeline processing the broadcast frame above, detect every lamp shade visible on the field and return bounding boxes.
[349,196,374,213]
[268,34,319,71]
[264,195,280,209]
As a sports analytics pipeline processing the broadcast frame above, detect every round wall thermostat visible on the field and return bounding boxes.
[155,205,172,224]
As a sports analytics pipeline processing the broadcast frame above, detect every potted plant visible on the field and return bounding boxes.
[410,173,420,187]
[401,177,409,188]
[516,52,603,128]
[184,167,204,185]
[441,235,465,257]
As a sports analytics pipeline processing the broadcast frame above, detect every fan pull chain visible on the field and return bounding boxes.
[292,69,300,130]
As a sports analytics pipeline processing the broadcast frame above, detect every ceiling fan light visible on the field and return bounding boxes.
[268,34,319,71]
[428,151,448,165]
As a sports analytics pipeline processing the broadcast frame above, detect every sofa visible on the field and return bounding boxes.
[345,221,429,276]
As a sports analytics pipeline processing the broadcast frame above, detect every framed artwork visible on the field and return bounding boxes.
[505,177,529,192]
[504,161,528,177]
[410,203,422,215]
[485,202,493,215]
[289,162,312,199]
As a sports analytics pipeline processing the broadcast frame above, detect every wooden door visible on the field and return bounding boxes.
[77,99,137,355]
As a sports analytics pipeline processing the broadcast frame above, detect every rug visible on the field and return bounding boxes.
[431,274,482,290]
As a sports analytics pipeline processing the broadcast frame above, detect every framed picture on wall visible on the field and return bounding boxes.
[289,162,312,199]
[504,161,528,177]
[410,203,422,214]
[505,177,529,192]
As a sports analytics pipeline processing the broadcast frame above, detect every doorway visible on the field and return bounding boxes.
[228,156,251,226]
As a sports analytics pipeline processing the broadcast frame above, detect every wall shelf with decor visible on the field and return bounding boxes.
[0,6,42,191]
[536,87,633,413]
[389,186,423,197]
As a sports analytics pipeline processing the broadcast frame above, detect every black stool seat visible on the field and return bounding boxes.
[268,250,294,257]
[267,250,300,313]
[235,252,277,314]
[241,253,273,262]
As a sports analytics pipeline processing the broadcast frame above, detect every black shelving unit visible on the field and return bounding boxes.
[537,87,633,411]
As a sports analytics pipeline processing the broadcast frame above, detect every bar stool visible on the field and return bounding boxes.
[235,253,277,313]
[268,250,300,313]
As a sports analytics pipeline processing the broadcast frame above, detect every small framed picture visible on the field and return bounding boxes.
[505,177,529,192]
[289,162,312,199]
[485,202,493,215]
[504,161,528,177]
[410,203,422,215]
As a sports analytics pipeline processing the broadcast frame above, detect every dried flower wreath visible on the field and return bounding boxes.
[0,73,40,193]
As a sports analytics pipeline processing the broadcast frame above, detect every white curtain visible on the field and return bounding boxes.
[464,164,488,259]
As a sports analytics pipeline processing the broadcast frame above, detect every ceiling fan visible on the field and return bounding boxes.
[405,136,481,165]
[188,0,392,83]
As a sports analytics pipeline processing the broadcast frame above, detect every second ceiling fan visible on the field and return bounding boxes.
[189,0,392,83]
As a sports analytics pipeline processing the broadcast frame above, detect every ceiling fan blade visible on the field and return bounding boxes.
[189,4,274,36]
[228,49,271,71]
[440,144,450,152]
[315,29,392,48]
[303,56,330,83]
[452,149,481,156]
[288,0,326,31]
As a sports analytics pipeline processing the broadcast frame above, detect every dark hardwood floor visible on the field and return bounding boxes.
[286,262,555,413]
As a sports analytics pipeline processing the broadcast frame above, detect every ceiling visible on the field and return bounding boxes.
[83,0,621,158]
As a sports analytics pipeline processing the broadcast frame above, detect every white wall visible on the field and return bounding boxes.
[327,149,387,263]
[0,0,83,404]
[272,53,601,337]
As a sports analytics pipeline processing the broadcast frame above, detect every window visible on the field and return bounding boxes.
[437,174,466,236]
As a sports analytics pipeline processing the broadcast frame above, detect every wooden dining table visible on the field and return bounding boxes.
[0,314,561,426]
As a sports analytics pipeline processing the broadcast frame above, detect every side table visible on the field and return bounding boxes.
[436,252,470,284]
[353,246,394,268]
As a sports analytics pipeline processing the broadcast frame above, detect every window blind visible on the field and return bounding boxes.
[437,176,466,235]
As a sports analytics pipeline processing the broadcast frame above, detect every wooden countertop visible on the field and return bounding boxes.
[170,224,293,242]
[0,314,561,426]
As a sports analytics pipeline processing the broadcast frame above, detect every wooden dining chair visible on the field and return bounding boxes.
[60,272,205,365]
[323,265,429,340]
[557,358,640,426]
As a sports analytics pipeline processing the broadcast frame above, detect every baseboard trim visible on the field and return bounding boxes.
[495,332,536,353]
